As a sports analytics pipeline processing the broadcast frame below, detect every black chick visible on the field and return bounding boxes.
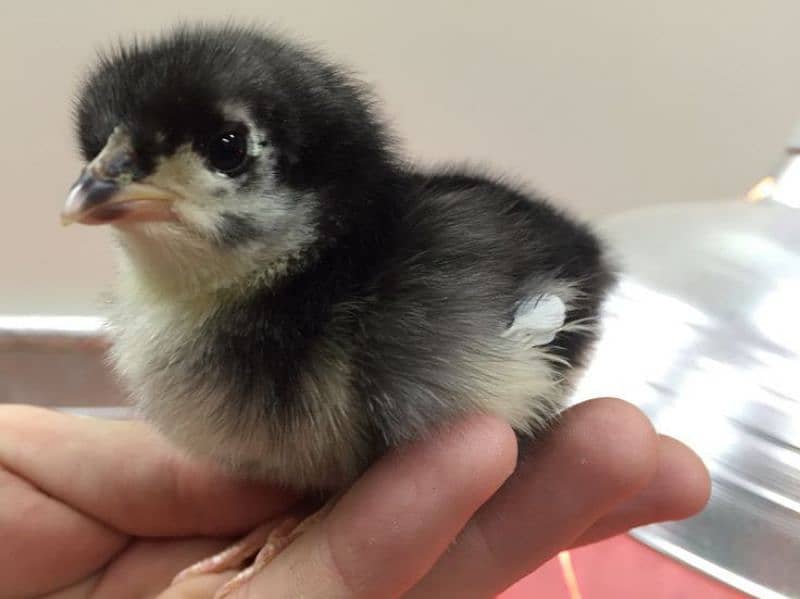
[63,24,613,594]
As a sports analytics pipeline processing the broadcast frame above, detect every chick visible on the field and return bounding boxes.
[64,25,613,594]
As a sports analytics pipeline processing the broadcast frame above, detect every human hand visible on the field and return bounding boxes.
[0,398,709,598]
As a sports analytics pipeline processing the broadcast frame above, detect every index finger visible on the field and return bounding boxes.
[0,405,295,537]
[233,414,519,599]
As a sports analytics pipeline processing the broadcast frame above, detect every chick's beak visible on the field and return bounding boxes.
[62,170,180,226]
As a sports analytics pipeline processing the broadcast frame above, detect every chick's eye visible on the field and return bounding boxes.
[207,129,248,174]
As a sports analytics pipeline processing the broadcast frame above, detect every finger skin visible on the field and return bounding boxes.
[156,571,236,599]
[0,465,126,598]
[408,398,660,598]
[0,405,295,537]
[40,538,238,599]
[571,434,710,547]
[95,538,234,599]
[41,575,103,599]
[232,414,519,599]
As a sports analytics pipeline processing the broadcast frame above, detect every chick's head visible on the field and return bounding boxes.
[66,26,393,295]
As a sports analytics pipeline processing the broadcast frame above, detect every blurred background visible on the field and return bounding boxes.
[3,0,800,313]
[3,2,800,598]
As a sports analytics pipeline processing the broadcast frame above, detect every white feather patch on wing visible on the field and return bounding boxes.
[503,293,567,346]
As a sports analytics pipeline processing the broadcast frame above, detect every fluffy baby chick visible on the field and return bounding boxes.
[64,25,613,594]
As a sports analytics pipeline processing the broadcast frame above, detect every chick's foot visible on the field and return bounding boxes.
[171,500,335,598]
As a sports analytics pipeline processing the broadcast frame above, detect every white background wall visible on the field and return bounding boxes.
[3,1,800,314]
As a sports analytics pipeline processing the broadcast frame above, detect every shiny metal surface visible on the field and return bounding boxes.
[574,197,800,598]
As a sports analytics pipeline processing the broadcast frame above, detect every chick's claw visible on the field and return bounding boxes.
[171,514,302,586]
[213,517,302,599]
[173,500,338,597]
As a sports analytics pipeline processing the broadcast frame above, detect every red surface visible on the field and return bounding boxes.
[500,535,745,599]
